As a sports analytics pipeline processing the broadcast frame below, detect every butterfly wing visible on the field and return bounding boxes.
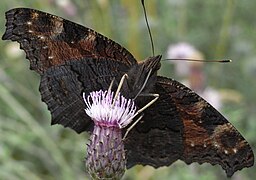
[125,76,254,177]
[125,79,184,168]
[2,8,137,133]
[39,58,128,132]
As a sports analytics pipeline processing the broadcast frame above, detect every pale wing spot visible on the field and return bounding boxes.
[38,35,45,40]
[212,123,233,134]
[186,100,208,117]
[213,141,220,148]
[86,31,96,42]
[50,18,64,36]
[31,12,39,19]
[53,20,63,34]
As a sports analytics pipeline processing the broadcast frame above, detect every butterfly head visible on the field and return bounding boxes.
[121,55,162,98]
[141,55,162,70]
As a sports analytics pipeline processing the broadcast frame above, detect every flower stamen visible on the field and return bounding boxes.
[83,90,137,128]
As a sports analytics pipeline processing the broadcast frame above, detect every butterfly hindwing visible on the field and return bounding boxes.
[39,58,131,132]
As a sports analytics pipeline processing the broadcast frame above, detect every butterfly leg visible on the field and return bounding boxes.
[108,77,115,93]
[122,93,159,140]
[112,73,128,106]
[136,93,159,114]
[123,114,144,140]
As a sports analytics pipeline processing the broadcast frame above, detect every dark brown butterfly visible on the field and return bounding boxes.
[2,8,254,177]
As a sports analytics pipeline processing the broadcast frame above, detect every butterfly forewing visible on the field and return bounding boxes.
[125,76,254,177]
[2,8,137,73]
[155,76,254,177]
[2,8,138,133]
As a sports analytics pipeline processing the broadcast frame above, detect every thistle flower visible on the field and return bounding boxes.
[83,90,137,179]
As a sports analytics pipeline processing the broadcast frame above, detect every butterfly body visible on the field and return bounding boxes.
[2,8,254,177]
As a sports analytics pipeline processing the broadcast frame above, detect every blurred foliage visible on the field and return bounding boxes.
[0,0,255,180]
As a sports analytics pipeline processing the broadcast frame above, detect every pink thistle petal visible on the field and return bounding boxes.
[83,90,137,128]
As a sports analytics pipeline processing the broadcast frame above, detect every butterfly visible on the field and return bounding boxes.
[2,8,254,177]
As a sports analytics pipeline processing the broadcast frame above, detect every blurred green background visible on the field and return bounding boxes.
[0,0,255,179]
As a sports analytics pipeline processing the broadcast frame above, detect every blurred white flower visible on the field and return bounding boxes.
[5,43,23,59]
[166,42,222,110]
[56,0,77,16]
[166,42,203,77]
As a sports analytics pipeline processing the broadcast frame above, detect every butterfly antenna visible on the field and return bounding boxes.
[141,0,155,56]
[163,58,232,63]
